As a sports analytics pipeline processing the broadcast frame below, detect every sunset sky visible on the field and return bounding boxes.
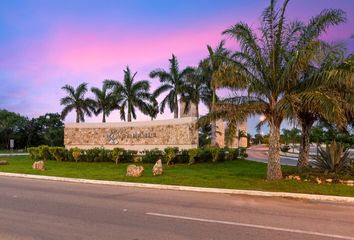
[0,0,353,134]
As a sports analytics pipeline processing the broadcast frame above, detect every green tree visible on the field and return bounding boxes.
[199,0,345,180]
[0,109,29,149]
[91,85,116,123]
[60,83,94,123]
[105,67,152,122]
[150,54,193,118]
[283,44,352,168]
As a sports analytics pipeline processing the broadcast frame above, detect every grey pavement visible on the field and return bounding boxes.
[247,144,300,166]
[0,176,353,240]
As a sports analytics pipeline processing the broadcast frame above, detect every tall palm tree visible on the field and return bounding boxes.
[182,61,213,118]
[60,83,94,123]
[199,0,345,180]
[150,54,193,118]
[90,85,116,123]
[104,67,151,122]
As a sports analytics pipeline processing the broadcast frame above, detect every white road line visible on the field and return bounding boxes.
[146,212,354,240]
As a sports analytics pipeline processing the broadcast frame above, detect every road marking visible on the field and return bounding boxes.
[146,212,354,240]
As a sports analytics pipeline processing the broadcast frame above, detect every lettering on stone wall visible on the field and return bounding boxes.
[107,129,157,144]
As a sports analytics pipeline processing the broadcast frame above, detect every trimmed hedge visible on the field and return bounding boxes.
[27,146,248,164]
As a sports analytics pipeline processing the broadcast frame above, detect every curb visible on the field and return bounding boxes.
[1,172,353,204]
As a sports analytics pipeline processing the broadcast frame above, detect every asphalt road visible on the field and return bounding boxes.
[0,176,353,240]
[247,145,300,166]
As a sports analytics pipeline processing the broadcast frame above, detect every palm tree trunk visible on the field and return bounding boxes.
[267,121,282,180]
[102,111,106,123]
[211,121,216,146]
[128,109,132,122]
[196,103,199,118]
[174,96,178,118]
[76,110,80,123]
[298,121,313,168]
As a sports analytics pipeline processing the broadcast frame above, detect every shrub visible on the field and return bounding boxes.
[198,148,212,163]
[120,150,137,163]
[49,147,66,162]
[38,145,53,160]
[313,140,353,174]
[176,149,189,164]
[209,147,221,163]
[164,147,179,165]
[72,148,81,163]
[187,148,199,165]
[239,147,247,159]
[143,148,163,163]
[281,145,290,153]
[28,147,40,160]
[84,148,111,162]
[226,148,239,161]
[111,148,125,165]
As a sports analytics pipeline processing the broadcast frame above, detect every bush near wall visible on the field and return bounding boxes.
[27,146,248,164]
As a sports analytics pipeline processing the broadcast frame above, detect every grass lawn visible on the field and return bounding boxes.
[0,155,353,197]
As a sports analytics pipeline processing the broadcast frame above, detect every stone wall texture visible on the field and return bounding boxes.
[64,118,198,151]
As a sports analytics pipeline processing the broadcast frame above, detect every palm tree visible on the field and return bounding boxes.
[90,85,116,123]
[150,54,193,118]
[182,61,213,118]
[199,0,345,180]
[104,67,151,122]
[147,96,159,120]
[60,83,94,123]
[284,44,352,168]
[236,129,247,148]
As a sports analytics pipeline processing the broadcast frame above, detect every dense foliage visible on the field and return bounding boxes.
[0,110,64,149]
[27,146,248,164]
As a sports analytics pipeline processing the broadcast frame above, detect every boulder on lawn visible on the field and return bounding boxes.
[126,164,144,177]
[0,160,8,165]
[32,161,45,171]
[152,159,163,176]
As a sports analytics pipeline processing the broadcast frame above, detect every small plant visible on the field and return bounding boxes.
[143,148,163,163]
[49,147,66,162]
[164,147,178,165]
[210,147,221,163]
[72,148,81,163]
[281,145,290,153]
[188,148,199,165]
[313,140,353,174]
[111,148,125,165]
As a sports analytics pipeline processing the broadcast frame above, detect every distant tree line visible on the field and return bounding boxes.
[0,109,63,149]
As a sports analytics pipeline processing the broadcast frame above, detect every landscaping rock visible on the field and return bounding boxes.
[152,159,163,176]
[315,177,322,184]
[0,160,9,165]
[32,161,45,171]
[344,180,354,186]
[126,165,144,177]
[285,175,301,181]
[325,179,333,183]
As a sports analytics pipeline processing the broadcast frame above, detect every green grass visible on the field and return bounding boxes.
[0,155,353,197]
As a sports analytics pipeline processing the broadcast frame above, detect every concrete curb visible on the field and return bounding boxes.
[1,172,353,204]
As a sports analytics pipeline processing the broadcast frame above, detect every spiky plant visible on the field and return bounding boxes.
[313,140,352,174]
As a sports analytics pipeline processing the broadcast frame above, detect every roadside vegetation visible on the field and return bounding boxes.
[0,0,353,184]
[1,155,353,197]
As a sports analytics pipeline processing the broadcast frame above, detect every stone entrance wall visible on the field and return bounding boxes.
[64,117,198,151]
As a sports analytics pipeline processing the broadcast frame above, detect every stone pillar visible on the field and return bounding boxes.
[230,121,248,148]
[211,119,225,148]
[180,100,198,118]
